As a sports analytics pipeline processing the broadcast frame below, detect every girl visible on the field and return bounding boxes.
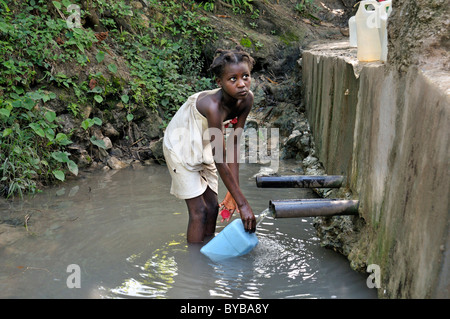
[163,46,256,243]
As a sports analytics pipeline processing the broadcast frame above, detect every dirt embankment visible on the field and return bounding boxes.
[387,0,449,72]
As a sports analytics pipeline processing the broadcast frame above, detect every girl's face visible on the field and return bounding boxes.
[216,62,251,100]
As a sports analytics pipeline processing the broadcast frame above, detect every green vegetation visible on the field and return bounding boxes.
[294,0,319,18]
[240,37,252,48]
[0,0,217,198]
[199,0,255,14]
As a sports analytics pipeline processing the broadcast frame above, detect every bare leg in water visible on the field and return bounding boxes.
[184,186,219,243]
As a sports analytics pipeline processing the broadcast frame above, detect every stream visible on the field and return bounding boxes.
[0,161,377,299]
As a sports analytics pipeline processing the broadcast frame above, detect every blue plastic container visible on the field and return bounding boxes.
[200,219,258,261]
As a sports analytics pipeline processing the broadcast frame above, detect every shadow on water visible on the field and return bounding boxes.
[0,161,377,299]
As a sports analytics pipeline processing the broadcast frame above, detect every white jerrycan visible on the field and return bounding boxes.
[349,16,357,47]
[378,0,393,62]
[355,0,381,62]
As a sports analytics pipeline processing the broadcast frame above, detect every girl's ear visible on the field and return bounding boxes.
[216,77,222,88]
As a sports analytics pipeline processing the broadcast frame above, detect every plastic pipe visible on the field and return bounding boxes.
[269,199,359,218]
[256,175,344,188]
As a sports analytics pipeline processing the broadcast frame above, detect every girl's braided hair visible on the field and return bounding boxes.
[209,46,255,78]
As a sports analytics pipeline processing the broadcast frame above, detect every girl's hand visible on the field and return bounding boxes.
[239,203,256,233]
[219,192,239,222]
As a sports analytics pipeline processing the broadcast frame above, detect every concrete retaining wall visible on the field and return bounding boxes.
[301,41,449,298]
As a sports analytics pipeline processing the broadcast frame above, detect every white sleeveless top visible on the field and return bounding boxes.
[163,89,222,172]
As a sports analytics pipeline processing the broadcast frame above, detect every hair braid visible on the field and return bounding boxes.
[208,46,255,78]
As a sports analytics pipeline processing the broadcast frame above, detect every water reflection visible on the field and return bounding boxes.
[106,215,365,299]
[111,235,185,298]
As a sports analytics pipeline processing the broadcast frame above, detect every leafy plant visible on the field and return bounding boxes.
[67,102,80,117]
[113,0,216,120]
[81,117,102,131]
[295,0,318,16]
[228,0,254,13]
[199,0,253,14]
[0,0,9,12]
[0,89,76,197]
[199,1,215,11]
[51,150,78,181]
[0,0,218,197]
[92,0,133,19]
[81,117,106,150]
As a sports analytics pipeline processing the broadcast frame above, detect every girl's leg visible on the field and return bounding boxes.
[185,195,208,243]
[203,186,219,237]
[184,186,218,243]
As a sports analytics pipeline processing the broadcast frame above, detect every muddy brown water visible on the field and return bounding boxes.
[0,161,377,298]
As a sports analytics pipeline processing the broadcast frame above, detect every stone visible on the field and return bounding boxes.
[130,1,143,10]
[139,113,163,140]
[103,123,120,138]
[110,147,123,157]
[149,138,164,162]
[107,156,129,170]
[102,136,112,150]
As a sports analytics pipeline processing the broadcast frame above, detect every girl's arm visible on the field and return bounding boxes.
[220,99,252,216]
[205,99,256,232]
